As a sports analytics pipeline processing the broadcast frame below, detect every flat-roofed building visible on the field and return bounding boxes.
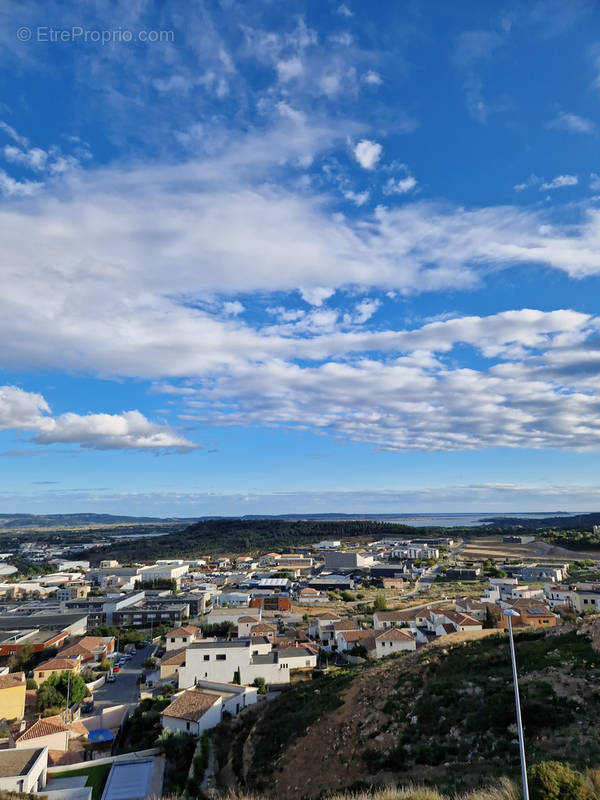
[0,747,47,794]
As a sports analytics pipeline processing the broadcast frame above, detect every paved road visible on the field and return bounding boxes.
[90,644,157,712]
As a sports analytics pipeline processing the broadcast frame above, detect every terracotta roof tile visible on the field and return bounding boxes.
[161,647,187,666]
[15,715,68,742]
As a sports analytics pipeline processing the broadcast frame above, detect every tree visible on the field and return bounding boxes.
[37,671,87,711]
[253,677,267,694]
[374,593,387,611]
[528,760,591,800]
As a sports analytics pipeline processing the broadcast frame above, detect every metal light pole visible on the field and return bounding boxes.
[504,608,529,800]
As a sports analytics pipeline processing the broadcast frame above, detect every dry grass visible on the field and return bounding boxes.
[225,777,520,800]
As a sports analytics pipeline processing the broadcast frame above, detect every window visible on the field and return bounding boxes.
[182,637,187,642]
[186,722,190,731]
[170,638,175,643]
[216,654,226,661]
[204,655,210,661]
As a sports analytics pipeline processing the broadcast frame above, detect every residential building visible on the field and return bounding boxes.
[0,672,26,721]
[567,584,600,614]
[161,681,258,736]
[250,622,277,641]
[249,595,292,612]
[59,635,115,663]
[497,602,557,629]
[373,611,412,630]
[373,628,416,658]
[160,648,187,681]
[296,587,329,603]
[236,615,262,638]
[544,583,572,609]
[9,716,69,753]
[165,625,202,652]
[34,657,81,684]
[178,638,289,688]
[308,612,341,645]
[0,747,47,794]
[336,629,375,652]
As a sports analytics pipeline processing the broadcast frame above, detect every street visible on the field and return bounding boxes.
[91,644,157,712]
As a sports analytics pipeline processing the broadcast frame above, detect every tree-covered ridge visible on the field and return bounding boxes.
[84,518,421,562]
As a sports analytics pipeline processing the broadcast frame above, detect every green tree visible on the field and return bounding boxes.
[374,593,387,611]
[528,760,590,800]
[253,677,267,694]
[37,671,88,711]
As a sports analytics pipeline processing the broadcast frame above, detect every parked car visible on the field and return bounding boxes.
[81,700,94,713]
[131,648,137,655]
[107,674,116,682]
[112,666,120,674]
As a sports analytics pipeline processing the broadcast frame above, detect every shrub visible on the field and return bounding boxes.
[26,678,37,690]
[528,760,590,800]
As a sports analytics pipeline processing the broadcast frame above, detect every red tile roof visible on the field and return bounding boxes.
[14,715,68,742]
[35,658,79,672]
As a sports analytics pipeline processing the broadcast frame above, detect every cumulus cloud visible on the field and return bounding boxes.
[0,386,194,452]
[223,300,244,316]
[353,139,382,169]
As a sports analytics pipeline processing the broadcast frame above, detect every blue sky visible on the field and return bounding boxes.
[2,0,600,515]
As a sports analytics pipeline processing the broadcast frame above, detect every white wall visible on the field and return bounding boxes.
[375,637,415,658]
[0,747,47,792]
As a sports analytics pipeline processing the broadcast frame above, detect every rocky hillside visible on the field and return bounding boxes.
[213,622,600,798]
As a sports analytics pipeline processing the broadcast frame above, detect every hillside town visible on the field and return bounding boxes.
[0,532,597,798]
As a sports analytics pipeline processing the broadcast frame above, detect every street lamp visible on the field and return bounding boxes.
[503,608,529,800]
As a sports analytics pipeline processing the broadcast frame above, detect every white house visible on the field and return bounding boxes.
[373,628,416,658]
[373,611,415,630]
[308,612,341,645]
[544,583,572,609]
[178,638,289,688]
[0,746,47,794]
[236,614,262,637]
[161,681,258,736]
[165,624,202,651]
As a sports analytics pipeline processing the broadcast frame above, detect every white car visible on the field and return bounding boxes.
[107,674,116,683]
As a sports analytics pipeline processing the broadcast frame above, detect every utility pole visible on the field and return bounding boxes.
[503,608,529,800]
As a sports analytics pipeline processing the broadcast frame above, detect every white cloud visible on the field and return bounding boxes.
[343,189,370,206]
[0,169,42,197]
[383,175,417,195]
[547,111,595,134]
[353,139,382,170]
[352,298,381,324]
[0,121,28,148]
[276,57,304,82]
[337,3,353,17]
[590,173,600,191]
[0,386,195,452]
[363,70,382,86]
[514,174,541,192]
[4,145,48,171]
[223,300,244,316]
[540,174,578,190]
[300,287,335,306]
[329,32,353,46]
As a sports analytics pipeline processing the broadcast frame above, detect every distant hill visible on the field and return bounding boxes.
[484,512,600,530]
[82,517,422,562]
[0,513,201,529]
